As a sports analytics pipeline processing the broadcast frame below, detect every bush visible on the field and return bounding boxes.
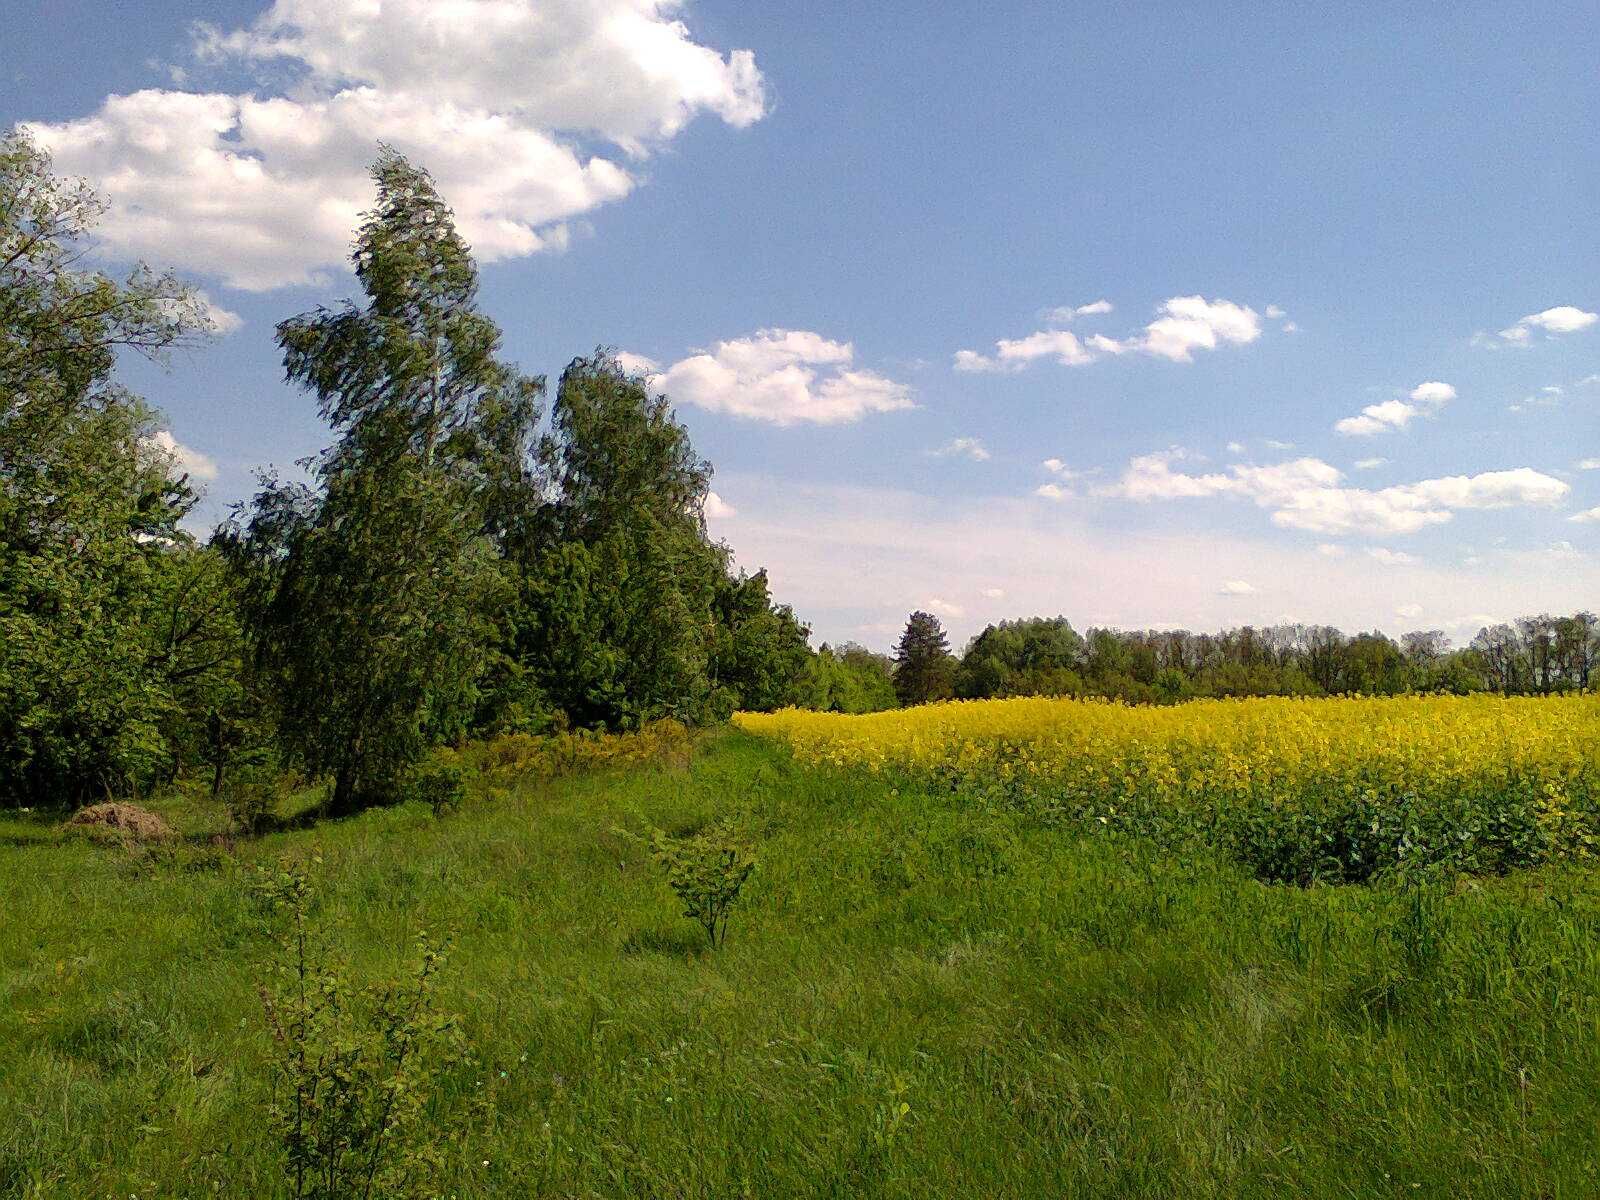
[651,820,755,949]
[403,760,465,818]
[255,860,464,1199]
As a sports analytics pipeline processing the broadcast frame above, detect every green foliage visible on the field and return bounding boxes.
[256,859,463,1200]
[955,616,1085,699]
[512,352,811,728]
[651,820,755,948]
[0,130,229,807]
[402,760,464,819]
[801,642,899,713]
[893,611,955,705]
[222,152,527,813]
[710,568,813,711]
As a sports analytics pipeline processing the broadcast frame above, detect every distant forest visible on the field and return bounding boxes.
[869,609,1600,711]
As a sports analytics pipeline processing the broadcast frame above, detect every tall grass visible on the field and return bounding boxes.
[2,729,1599,1196]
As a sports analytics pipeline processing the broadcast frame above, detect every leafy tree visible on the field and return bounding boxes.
[513,352,804,727]
[802,643,898,713]
[956,616,1085,698]
[0,130,220,805]
[893,611,956,706]
[711,568,812,711]
[222,151,526,814]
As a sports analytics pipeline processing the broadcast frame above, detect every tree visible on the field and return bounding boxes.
[710,569,813,712]
[222,150,527,814]
[512,352,728,728]
[894,611,956,706]
[0,130,220,805]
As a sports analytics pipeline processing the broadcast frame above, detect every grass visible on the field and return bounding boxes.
[3,729,1600,1197]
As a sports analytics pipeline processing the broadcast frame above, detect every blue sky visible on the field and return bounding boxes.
[7,0,1598,648]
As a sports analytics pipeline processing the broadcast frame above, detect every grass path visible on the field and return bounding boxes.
[3,730,1599,1197]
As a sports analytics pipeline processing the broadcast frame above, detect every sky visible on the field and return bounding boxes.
[5,0,1599,651]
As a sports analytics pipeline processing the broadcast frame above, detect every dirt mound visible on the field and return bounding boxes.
[65,802,175,842]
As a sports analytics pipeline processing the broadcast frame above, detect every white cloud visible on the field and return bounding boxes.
[703,490,736,519]
[1366,547,1417,566]
[1263,439,1295,451]
[1570,507,1600,524]
[1316,543,1346,558]
[1395,603,1424,619]
[1578,459,1600,471]
[142,430,219,482]
[1334,381,1454,437]
[955,294,1261,372]
[646,328,912,426]
[1218,579,1257,596]
[981,587,1006,600]
[1104,450,1569,536]
[614,350,660,375]
[1578,374,1600,387]
[1040,458,1081,479]
[1042,299,1113,322]
[931,437,991,462]
[1226,441,1245,455]
[1353,457,1388,470]
[1547,540,1582,561]
[1034,483,1071,501]
[955,329,1093,372]
[1265,305,1285,319]
[25,0,765,290]
[925,597,966,619]
[1488,305,1599,346]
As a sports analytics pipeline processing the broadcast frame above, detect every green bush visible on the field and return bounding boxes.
[651,820,755,949]
[255,860,464,1199]
[403,761,465,818]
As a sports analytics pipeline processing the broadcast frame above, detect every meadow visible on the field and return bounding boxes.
[4,701,1600,1196]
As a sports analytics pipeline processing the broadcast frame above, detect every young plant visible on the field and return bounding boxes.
[651,821,755,949]
[255,860,462,1199]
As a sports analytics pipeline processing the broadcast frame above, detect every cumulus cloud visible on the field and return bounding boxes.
[1103,449,1568,536]
[1354,457,1388,471]
[955,295,1261,372]
[925,597,966,619]
[1570,507,1600,525]
[1395,603,1424,619]
[142,430,219,482]
[25,0,766,290]
[1041,299,1113,323]
[931,437,991,462]
[1034,483,1071,502]
[1334,381,1455,437]
[644,328,913,425]
[1366,547,1417,566]
[1485,305,1599,346]
[1218,579,1257,596]
[981,587,1006,600]
[703,490,736,519]
[1578,459,1600,471]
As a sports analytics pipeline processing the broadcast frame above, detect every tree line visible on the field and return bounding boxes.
[889,610,1600,706]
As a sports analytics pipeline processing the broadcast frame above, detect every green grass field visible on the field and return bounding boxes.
[4,729,1600,1198]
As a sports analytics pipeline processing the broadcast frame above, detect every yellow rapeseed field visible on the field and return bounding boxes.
[738,695,1600,880]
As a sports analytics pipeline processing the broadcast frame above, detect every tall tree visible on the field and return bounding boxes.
[223,150,532,813]
[0,130,224,805]
[893,611,956,706]
[515,352,726,728]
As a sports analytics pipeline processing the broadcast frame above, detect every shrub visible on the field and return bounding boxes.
[403,760,465,818]
[222,765,282,836]
[255,860,463,1199]
[651,820,755,949]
